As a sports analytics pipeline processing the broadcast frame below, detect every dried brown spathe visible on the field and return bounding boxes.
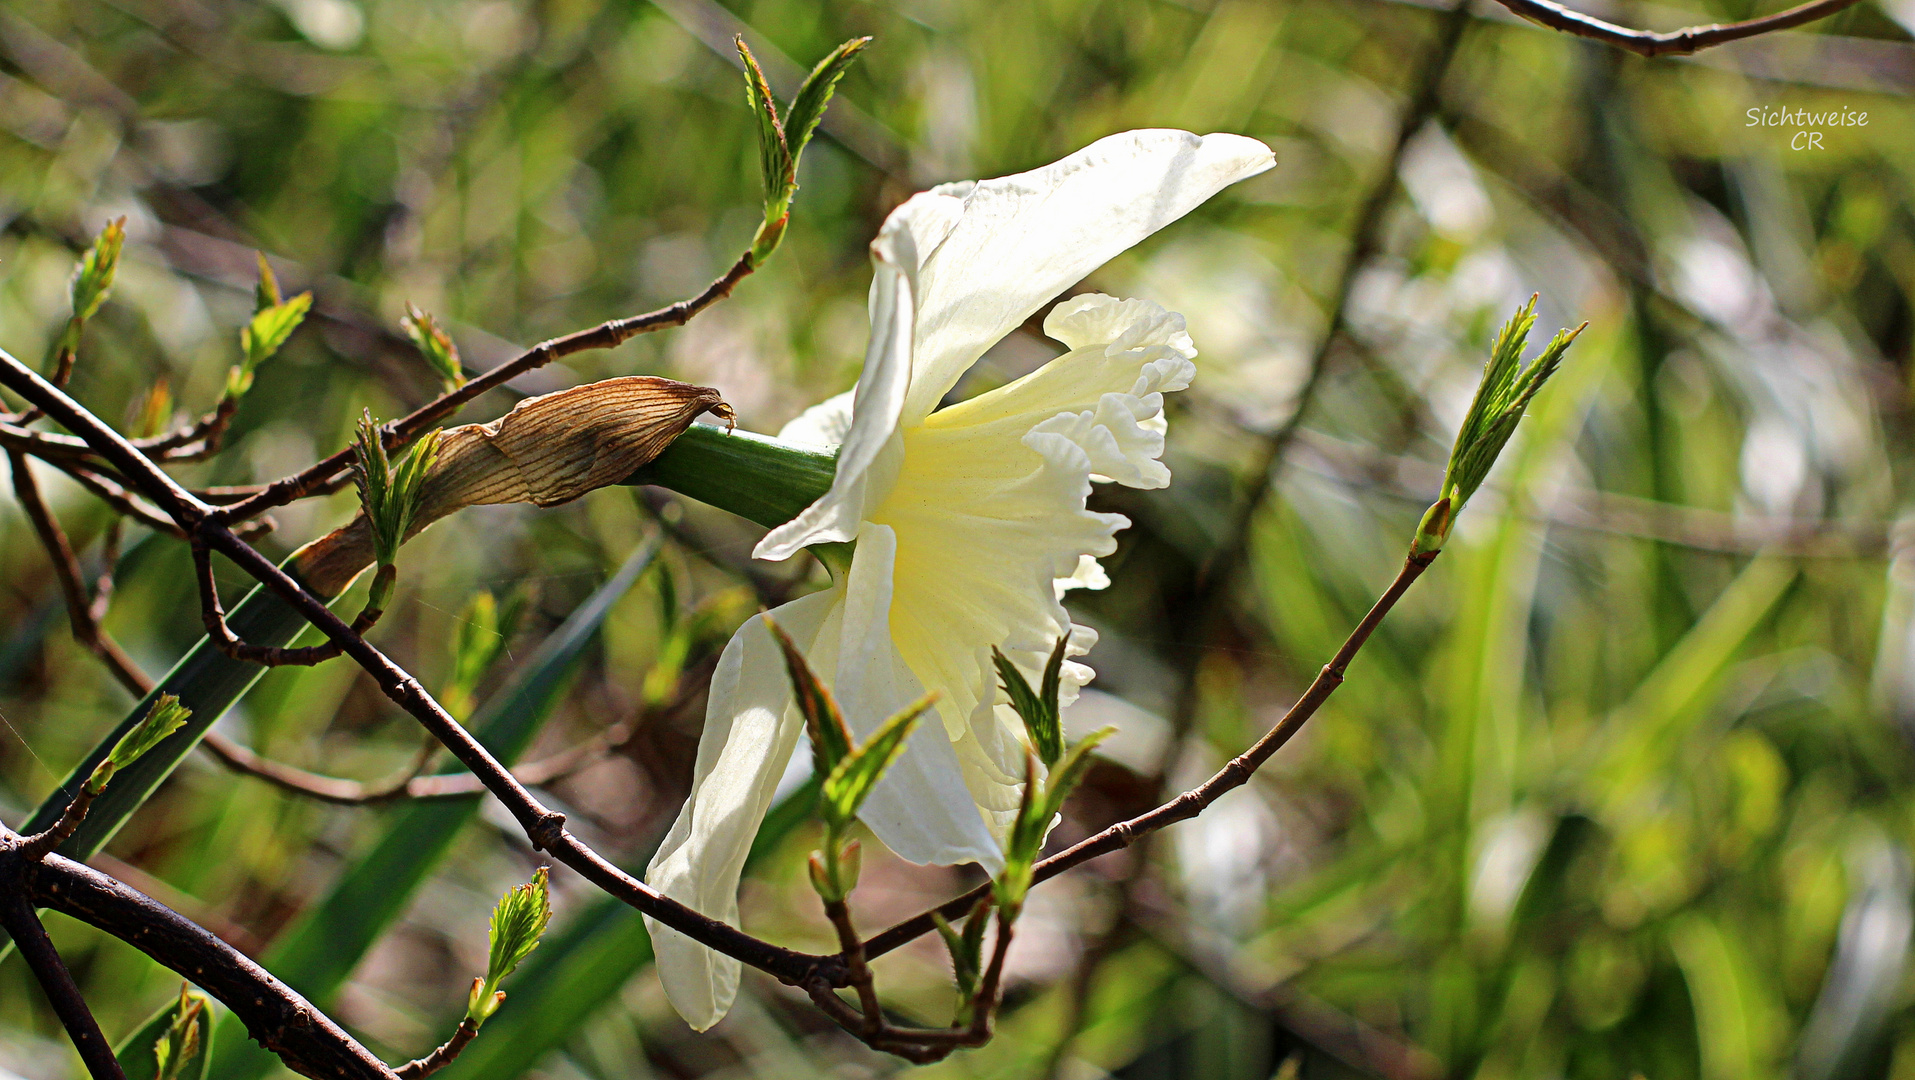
[295,376,729,594]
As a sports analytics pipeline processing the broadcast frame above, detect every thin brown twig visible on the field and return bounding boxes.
[191,538,388,666]
[0,345,838,987]
[215,252,758,524]
[17,784,102,862]
[196,643,712,803]
[803,907,1019,1064]
[861,550,1440,962]
[1487,0,1865,57]
[7,450,152,697]
[393,1018,479,1079]
[50,459,187,538]
[1042,8,1469,1069]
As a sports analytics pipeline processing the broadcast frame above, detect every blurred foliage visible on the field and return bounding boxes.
[2,0,1915,1078]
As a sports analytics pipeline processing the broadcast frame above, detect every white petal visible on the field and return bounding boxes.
[1054,554,1110,600]
[776,388,856,450]
[643,589,839,1031]
[752,220,920,560]
[827,523,1005,869]
[930,294,1197,492]
[898,130,1273,419]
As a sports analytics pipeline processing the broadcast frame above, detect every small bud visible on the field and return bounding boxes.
[253,252,282,312]
[151,983,206,1080]
[839,837,862,893]
[444,591,503,720]
[749,212,789,268]
[69,218,126,323]
[352,412,443,568]
[808,849,840,901]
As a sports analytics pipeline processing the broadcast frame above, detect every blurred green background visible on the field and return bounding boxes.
[3,0,1915,1076]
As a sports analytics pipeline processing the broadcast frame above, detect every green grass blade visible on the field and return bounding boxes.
[432,775,820,1080]
[207,538,658,1080]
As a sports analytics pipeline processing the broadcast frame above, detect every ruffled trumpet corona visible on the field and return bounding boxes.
[645,129,1275,1029]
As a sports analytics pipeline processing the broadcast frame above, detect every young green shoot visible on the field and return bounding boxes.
[931,896,992,1023]
[351,410,443,613]
[991,635,1113,915]
[401,303,465,394]
[992,637,1068,767]
[735,35,871,266]
[764,614,937,902]
[88,695,192,795]
[43,217,125,386]
[69,218,125,329]
[1412,295,1584,556]
[467,868,552,1027]
[226,255,312,400]
[151,984,207,1080]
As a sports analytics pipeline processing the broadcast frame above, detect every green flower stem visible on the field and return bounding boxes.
[622,423,835,530]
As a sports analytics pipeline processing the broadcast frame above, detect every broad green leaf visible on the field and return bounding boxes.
[208,539,657,1080]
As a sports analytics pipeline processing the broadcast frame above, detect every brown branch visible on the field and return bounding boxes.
[137,396,237,461]
[188,518,831,983]
[1486,0,1865,56]
[861,550,1439,962]
[393,1018,478,1079]
[802,905,1019,1064]
[0,352,827,995]
[17,784,102,862]
[0,890,126,1080]
[216,252,758,524]
[7,450,153,698]
[191,538,387,666]
[20,850,398,1079]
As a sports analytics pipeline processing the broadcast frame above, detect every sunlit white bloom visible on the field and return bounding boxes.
[645,129,1273,1029]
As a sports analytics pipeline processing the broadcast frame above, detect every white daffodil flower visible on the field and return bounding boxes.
[645,129,1274,1029]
